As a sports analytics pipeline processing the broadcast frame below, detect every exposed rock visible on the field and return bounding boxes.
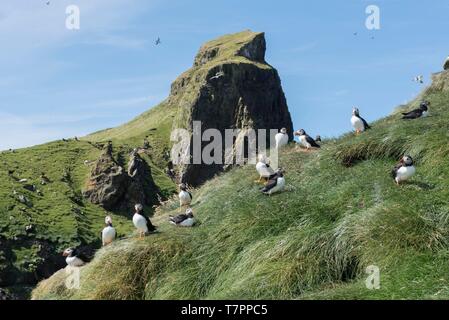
[0,288,15,300]
[169,30,294,186]
[83,146,159,211]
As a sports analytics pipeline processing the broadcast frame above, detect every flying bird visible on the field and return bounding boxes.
[275,128,289,149]
[101,216,116,246]
[295,129,320,150]
[255,154,275,183]
[412,75,424,84]
[62,248,89,267]
[46,1,50,5]
[132,204,156,239]
[261,169,286,196]
[155,37,161,45]
[391,156,416,185]
[209,71,225,80]
[402,101,430,119]
[169,208,196,227]
[351,107,370,134]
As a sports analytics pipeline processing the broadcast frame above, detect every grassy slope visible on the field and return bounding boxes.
[33,71,449,300]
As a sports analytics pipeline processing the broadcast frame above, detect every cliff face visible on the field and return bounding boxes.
[168,31,294,186]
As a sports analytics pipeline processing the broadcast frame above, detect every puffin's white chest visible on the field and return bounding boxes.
[298,135,310,148]
[267,177,286,195]
[66,256,85,267]
[256,162,272,177]
[275,133,288,148]
[102,226,116,245]
[133,214,148,232]
[179,191,192,205]
[179,218,196,227]
[421,111,429,118]
[396,166,416,182]
[351,116,365,131]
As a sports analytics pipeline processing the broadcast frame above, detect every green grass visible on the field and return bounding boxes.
[32,71,449,300]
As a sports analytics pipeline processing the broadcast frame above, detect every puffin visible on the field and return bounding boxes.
[402,101,430,119]
[169,208,196,227]
[132,204,156,239]
[444,56,449,70]
[62,248,89,267]
[101,216,116,246]
[275,128,289,149]
[179,183,192,210]
[261,168,286,196]
[391,155,416,185]
[315,135,322,143]
[351,107,370,134]
[295,129,320,150]
[255,154,275,183]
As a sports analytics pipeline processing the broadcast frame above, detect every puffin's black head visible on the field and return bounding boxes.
[277,168,285,177]
[352,107,360,116]
[295,129,306,136]
[280,128,287,134]
[401,155,414,166]
[105,216,113,226]
[135,203,143,213]
[420,101,430,111]
[179,183,187,191]
[186,208,194,218]
[63,248,75,257]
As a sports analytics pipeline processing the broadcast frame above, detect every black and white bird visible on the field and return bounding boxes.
[255,154,275,183]
[210,71,225,80]
[402,101,430,119]
[391,155,416,185]
[412,75,424,84]
[101,216,116,246]
[295,129,320,150]
[178,183,192,210]
[132,204,156,239]
[169,208,196,227]
[261,169,286,196]
[351,107,370,134]
[62,248,89,267]
[444,56,449,71]
[275,128,289,149]
[315,135,322,142]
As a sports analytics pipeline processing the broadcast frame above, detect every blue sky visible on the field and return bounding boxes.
[1,0,448,150]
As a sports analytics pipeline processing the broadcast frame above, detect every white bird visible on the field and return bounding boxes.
[294,129,321,150]
[178,184,192,209]
[412,75,424,84]
[255,154,275,183]
[62,248,88,267]
[391,155,416,185]
[132,204,156,239]
[210,71,225,80]
[351,107,370,134]
[101,216,116,246]
[261,169,286,195]
[169,208,196,227]
[275,128,289,149]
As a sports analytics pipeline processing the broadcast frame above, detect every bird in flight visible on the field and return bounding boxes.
[412,75,424,84]
[46,1,50,5]
[155,37,161,46]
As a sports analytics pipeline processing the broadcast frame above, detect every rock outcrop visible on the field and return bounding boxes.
[169,30,294,186]
[83,146,159,211]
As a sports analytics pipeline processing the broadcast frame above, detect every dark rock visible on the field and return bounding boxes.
[83,147,159,211]
[444,56,449,70]
[0,288,15,300]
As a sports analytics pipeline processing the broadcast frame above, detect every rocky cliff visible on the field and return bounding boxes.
[168,31,294,186]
